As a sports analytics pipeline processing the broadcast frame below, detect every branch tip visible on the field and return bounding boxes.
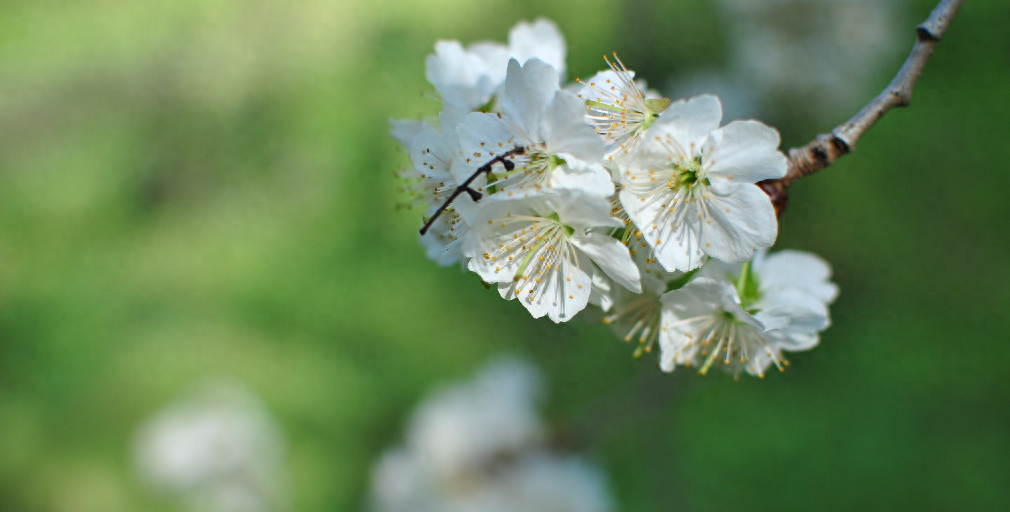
[764,0,963,215]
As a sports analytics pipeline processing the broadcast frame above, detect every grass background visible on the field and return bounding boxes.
[0,0,1007,510]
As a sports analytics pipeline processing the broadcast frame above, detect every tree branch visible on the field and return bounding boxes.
[759,0,964,215]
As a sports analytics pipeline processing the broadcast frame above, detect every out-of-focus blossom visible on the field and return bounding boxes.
[672,0,904,122]
[133,380,286,512]
[426,18,567,111]
[369,358,616,512]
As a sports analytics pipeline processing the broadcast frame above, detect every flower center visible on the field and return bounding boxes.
[673,156,708,191]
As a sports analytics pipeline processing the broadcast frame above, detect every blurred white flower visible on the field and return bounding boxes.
[406,358,545,479]
[618,94,787,273]
[426,18,567,111]
[133,380,286,512]
[674,0,904,122]
[369,358,616,512]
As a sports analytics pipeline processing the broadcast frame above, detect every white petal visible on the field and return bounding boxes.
[755,288,830,352]
[698,184,778,264]
[462,195,551,281]
[449,192,480,225]
[657,278,727,371]
[619,188,708,272]
[704,120,787,188]
[755,250,839,304]
[574,69,636,101]
[469,42,512,87]
[541,90,605,162]
[418,211,464,267]
[589,271,615,312]
[640,272,669,297]
[502,58,560,141]
[499,253,593,323]
[508,18,567,79]
[425,40,496,110]
[439,103,470,155]
[652,94,723,148]
[455,112,523,174]
[718,290,765,331]
[549,162,616,197]
[409,129,453,180]
[570,232,642,293]
[390,119,432,150]
[763,327,821,352]
[754,288,830,331]
[548,191,623,229]
[694,258,741,284]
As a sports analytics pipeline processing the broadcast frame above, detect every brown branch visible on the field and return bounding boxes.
[759,0,964,215]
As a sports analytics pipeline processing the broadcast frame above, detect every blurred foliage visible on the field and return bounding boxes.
[0,0,1008,511]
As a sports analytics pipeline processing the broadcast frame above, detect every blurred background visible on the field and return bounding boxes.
[1,0,1008,510]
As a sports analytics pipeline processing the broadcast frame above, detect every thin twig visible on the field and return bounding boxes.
[418,146,526,235]
[759,0,964,214]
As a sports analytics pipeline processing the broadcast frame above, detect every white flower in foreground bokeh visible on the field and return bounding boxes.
[659,250,835,378]
[576,54,669,156]
[369,358,615,512]
[618,94,787,272]
[406,358,545,479]
[457,58,613,197]
[464,190,641,323]
[134,380,286,512]
[426,18,566,111]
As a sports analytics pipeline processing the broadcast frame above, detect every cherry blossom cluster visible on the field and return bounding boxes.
[391,19,838,379]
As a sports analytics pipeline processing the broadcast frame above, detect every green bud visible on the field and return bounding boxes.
[645,98,671,114]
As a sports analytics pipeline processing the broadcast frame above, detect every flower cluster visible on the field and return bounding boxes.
[391,19,838,378]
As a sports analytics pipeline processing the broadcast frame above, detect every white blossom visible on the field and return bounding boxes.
[575,54,670,156]
[456,58,614,197]
[133,380,286,512]
[425,19,566,111]
[464,190,641,323]
[659,250,836,378]
[618,94,787,272]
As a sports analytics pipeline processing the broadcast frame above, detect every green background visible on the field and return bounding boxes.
[0,0,1007,510]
